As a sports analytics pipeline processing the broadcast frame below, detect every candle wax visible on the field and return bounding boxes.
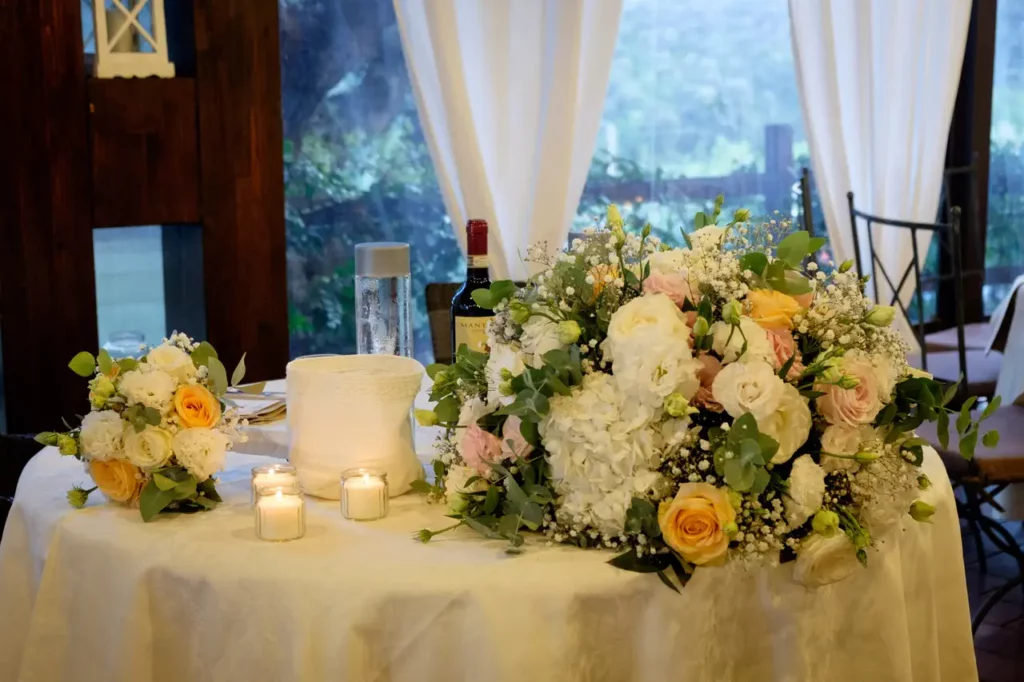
[256,492,304,541]
[343,475,387,520]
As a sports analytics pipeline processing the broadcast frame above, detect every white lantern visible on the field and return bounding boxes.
[91,0,175,79]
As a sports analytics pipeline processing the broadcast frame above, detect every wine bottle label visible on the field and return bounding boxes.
[467,255,489,268]
[454,316,492,353]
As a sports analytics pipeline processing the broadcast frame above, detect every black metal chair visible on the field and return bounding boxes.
[799,168,815,237]
[846,192,999,402]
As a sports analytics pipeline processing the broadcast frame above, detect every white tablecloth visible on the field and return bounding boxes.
[0,443,978,682]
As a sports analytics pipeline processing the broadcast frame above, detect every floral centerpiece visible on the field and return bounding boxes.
[413,199,999,589]
[36,333,260,521]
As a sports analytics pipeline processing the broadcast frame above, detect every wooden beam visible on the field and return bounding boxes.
[90,78,200,228]
[194,0,289,380]
[0,0,97,433]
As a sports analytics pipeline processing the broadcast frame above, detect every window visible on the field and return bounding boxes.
[94,226,167,354]
[986,1,1024,313]
[578,0,809,244]
[279,1,462,366]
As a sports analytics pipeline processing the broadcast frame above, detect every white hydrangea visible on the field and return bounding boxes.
[758,384,812,464]
[144,343,196,383]
[784,455,826,528]
[709,317,775,365]
[520,317,564,368]
[171,427,230,481]
[119,369,177,414]
[79,410,125,461]
[542,372,665,535]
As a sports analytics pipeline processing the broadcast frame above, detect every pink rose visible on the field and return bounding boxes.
[815,357,884,426]
[693,353,724,412]
[643,273,693,309]
[767,328,804,380]
[461,423,504,474]
[501,415,534,460]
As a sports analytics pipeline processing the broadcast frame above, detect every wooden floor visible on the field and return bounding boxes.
[966,520,1024,681]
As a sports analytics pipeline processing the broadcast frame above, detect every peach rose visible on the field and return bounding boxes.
[747,289,802,330]
[659,482,736,565]
[643,272,693,308]
[174,385,222,428]
[692,353,723,412]
[815,356,884,426]
[792,291,814,309]
[461,423,505,474]
[767,328,804,380]
[501,416,534,460]
[89,459,143,503]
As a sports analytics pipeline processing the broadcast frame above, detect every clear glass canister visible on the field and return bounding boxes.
[355,242,412,357]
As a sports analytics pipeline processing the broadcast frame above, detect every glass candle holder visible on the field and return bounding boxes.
[251,463,298,506]
[254,484,306,542]
[340,468,389,521]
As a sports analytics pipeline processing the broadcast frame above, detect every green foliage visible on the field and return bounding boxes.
[123,404,162,433]
[710,413,776,493]
[470,281,517,310]
[68,351,96,377]
[139,466,219,522]
[206,357,229,396]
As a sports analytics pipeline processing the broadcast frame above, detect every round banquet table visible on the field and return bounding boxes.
[0,446,977,682]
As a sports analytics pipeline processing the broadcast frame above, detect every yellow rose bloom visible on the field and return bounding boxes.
[587,263,620,299]
[747,289,802,330]
[89,459,142,503]
[174,385,222,428]
[658,483,736,565]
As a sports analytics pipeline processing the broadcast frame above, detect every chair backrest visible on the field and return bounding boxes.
[425,282,461,365]
[799,168,815,237]
[846,192,967,387]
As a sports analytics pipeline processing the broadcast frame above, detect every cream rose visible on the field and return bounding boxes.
[709,318,775,364]
[784,455,826,528]
[145,343,196,382]
[815,351,889,426]
[659,482,736,565]
[711,359,784,421]
[758,384,812,464]
[603,293,692,362]
[792,533,861,587]
[79,410,126,461]
[122,425,174,470]
[820,424,876,472]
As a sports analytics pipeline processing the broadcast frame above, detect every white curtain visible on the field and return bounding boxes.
[394,0,623,281]
[788,0,971,342]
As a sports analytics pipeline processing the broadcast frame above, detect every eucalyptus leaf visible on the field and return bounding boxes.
[470,289,494,308]
[237,381,267,395]
[739,438,763,465]
[776,231,810,268]
[959,429,978,460]
[434,396,461,423]
[35,432,59,446]
[139,480,175,522]
[426,363,448,380]
[97,349,114,375]
[409,480,434,495]
[144,406,161,426]
[983,430,1000,448]
[118,357,138,372]
[750,468,771,494]
[724,459,756,491]
[68,351,96,377]
[739,252,769,277]
[607,547,671,573]
[936,409,950,450]
[956,397,976,436]
[484,486,500,514]
[656,570,681,593]
[190,341,218,368]
[464,516,504,540]
[153,473,179,491]
[981,395,1002,420]
[206,356,229,396]
[231,352,247,387]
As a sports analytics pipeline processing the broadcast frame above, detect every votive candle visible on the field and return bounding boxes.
[340,468,388,521]
[255,485,305,541]
[251,463,298,505]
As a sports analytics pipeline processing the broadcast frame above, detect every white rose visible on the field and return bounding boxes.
[520,317,564,368]
[820,424,876,472]
[485,342,525,407]
[793,533,861,587]
[603,293,692,363]
[444,464,487,513]
[122,425,174,470]
[171,428,230,481]
[711,359,784,421]
[79,411,125,461]
[145,343,196,383]
[759,384,812,464]
[119,369,177,414]
[646,249,689,275]
[710,318,775,364]
[784,455,826,528]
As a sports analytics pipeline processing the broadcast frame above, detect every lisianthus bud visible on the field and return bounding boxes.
[89,375,116,408]
[811,509,840,536]
[723,521,739,537]
[641,223,652,238]
[664,392,689,417]
[853,529,871,549]
[557,320,582,345]
[57,434,78,456]
[66,486,92,509]
[837,375,861,390]
[854,450,879,464]
[733,208,751,223]
[722,300,742,325]
[865,305,896,327]
[414,409,440,427]
[499,380,514,396]
[838,259,855,273]
[508,300,531,325]
[692,317,709,337]
[909,500,936,523]
[606,204,624,229]
[917,474,932,490]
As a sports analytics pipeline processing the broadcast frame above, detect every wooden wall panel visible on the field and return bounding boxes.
[194,0,289,381]
[90,78,201,227]
[0,0,97,433]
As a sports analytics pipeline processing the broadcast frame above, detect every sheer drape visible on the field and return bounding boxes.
[789,0,971,341]
[394,0,623,281]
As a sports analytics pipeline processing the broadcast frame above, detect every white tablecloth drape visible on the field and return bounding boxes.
[0,444,977,682]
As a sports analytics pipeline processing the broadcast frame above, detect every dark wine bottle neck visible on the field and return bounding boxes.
[465,266,489,283]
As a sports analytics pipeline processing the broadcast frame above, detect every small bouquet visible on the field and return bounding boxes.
[36,333,260,521]
[414,198,999,590]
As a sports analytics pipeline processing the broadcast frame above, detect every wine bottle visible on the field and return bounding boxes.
[450,219,494,359]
